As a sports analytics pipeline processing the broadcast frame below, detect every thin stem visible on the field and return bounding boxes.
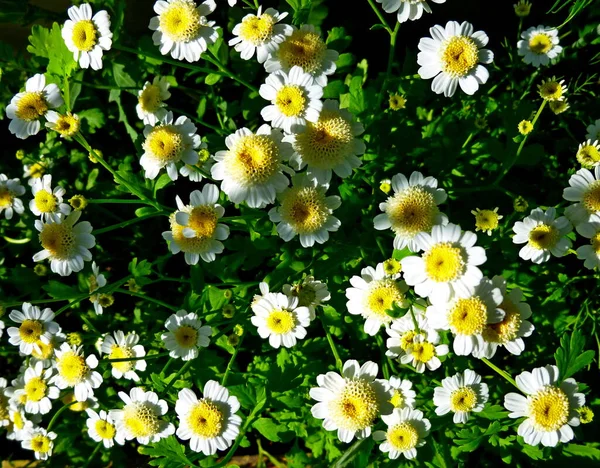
[320,316,343,371]
[222,334,244,387]
[377,21,400,108]
[481,357,519,390]
[93,212,167,235]
[115,288,179,311]
[88,199,149,205]
[47,401,77,431]
[408,306,421,334]
[204,50,259,94]
[54,276,133,317]
[74,80,138,91]
[161,357,175,374]
[366,0,392,34]
[163,360,193,394]
[257,439,285,468]
[82,442,102,468]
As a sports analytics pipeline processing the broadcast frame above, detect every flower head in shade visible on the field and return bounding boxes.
[388,376,416,410]
[433,369,489,423]
[29,175,71,223]
[376,0,446,23]
[575,140,600,169]
[282,275,330,321]
[538,77,567,102]
[518,26,562,67]
[7,303,59,356]
[373,408,431,460]
[136,76,171,125]
[180,143,214,181]
[575,213,600,269]
[86,409,124,448]
[161,310,212,360]
[100,331,146,381]
[49,343,102,401]
[21,427,57,460]
[45,111,80,137]
[0,174,25,220]
[563,166,600,229]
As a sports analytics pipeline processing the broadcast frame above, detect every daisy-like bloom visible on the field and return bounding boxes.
[504,365,585,447]
[512,207,572,263]
[575,213,600,269]
[282,275,330,321]
[380,178,392,194]
[45,111,80,138]
[401,223,487,304]
[15,362,59,415]
[310,360,392,443]
[471,207,503,236]
[161,310,212,360]
[7,303,59,356]
[62,3,112,70]
[268,176,341,247]
[563,166,600,229]
[259,66,323,134]
[175,382,241,455]
[136,76,171,125]
[180,143,213,181]
[89,261,107,315]
[23,161,50,185]
[475,275,533,358]
[417,21,494,97]
[86,409,124,448]
[62,392,99,413]
[376,0,446,23]
[6,74,63,139]
[382,258,402,278]
[538,77,567,102]
[252,281,271,308]
[389,94,407,110]
[149,0,218,62]
[514,0,531,17]
[6,407,39,441]
[374,172,448,252]
[21,427,57,461]
[50,343,102,402]
[373,408,431,460]
[433,369,489,424]
[110,388,175,445]
[250,293,311,348]
[29,174,71,223]
[427,277,504,356]
[140,111,200,181]
[100,331,146,381]
[345,262,410,336]
[265,24,338,86]
[550,99,569,115]
[518,120,533,135]
[518,26,562,68]
[283,100,365,185]
[30,331,66,368]
[388,376,416,410]
[162,185,229,264]
[586,120,600,142]
[576,140,600,169]
[33,210,95,276]
[578,406,594,424]
[212,125,292,208]
[229,7,292,63]
[0,174,25,220]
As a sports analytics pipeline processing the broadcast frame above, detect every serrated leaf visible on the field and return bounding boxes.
[43,281,80,299]
[252,417,294,442]
[555,330,596,381]
[138,436,191,468]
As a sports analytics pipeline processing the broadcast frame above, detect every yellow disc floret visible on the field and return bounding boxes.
[529,33,552,54]
[591,233,600,253]
[424,243,465,283]
[582,181,600,213]
[275,85,307,117]
[187,399,224,438]
[329,379,379,431]
[144,126,184,164]
[448,297,487,336]
[528,224,559,250]
[279,186,329,234]
[19,319,43,343]
[16,92,49,121]
[577,143,600,169]
[482,298,522,344]
[389,94,407,111]
[123,403,161,438]
[109,345,135,374]
[518,120,533,135]
[53,113,80,137]
[0,187,14,208]
[24,377,47,402]
[31,434,52,454]
[39,222,77,260]
[449,386,478,412]
[95,419,116,439]
[57,351,89,386]
[277,30,327,74]
[386,187,439,238]
[174,325,199,348]
[139,85,162,113]
[529,386,569,431]
[72,20,98,51]
[441,36,479,77]
[239,14,275,45]
[365,279,405,319]
[170,205,218,254]
[538,79,565,102]
[409,340,436,363]
[472,208,501,234]
[160,0,203,43]
[227,134,280,185]
[399,330,417,351]
[34,190,58,213]
[266,309,296,334]
[387,422,419,451]
[390,390,405,408]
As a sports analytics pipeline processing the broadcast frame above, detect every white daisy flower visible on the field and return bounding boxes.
[62,392,99,413]
[49,343,102,402]
[374,171,448,252]
[512,207,572,263]
[0,174,25,220]
[586,119,600,142]
[310,359,392,443]
[149,0,218,62]
[259,66,323,133]
[175,382,241,455]
[29,174,71,222]
[373,407,431,460]
[110,388,175,445]
[228,0,236,5]
[504,365,585,447]
[576,213,600,269]
[140,111,201,181]
[212,124,292,208]
[433,369,489,424]
[401,223,487,304]
[283,99,365,185]
[44,111,80,138]
[7,303,59,356]
[345,262,410,336]
[252,281,271,308]
[518,25,562,68]
[388,376,416,410]
[563,166,600,230]
[100,331,146,381]
[0,320,4,339]
[282,275,330,321]
[417,21,493,97]
[33,210,96,276]
[376,0,446,23]
[6,74,63,139]
[86,409,124,448]
[229,7,293,63]
[162,185,229,265]
[21,427,57,460]
[161,310,212,361]
[62,3,112,70]
[264,24,339,87]
[14,362,59,415]
[268,175,341,247]
[179,142,213,181]
[30,331,66,368]
[576,139,600,169]
[23,161,51,185]
[475,275,534,358]
[250,293,311,348]
[7,407,39,441]
[89,261,108,315]
[136,76,172,125]
[426,277,504,357]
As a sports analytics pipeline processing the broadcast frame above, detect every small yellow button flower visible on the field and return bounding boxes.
[513,196,529,213]
[383,258,402,276]
[577,406,594,424]
[514,0,531,17]
[89,148,103,163]
[46,111,81,138]
[518,120,533,135]
[16,149,25,160]
[69,195,88,211]
[389,94,407,111]
[67,332,83,346]
[471,208,503,235]
[576,140,600,169]
[550,99,569,115]
[538,77,567,102]
[380,179,392,194]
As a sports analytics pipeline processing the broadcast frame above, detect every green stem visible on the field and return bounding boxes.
[161,357,174,374]
[163,360,193,394]
[375,334,390,379]
[93,212,167,235]
[204,50,259,93]
[377,21,400,108]
[222,334,244,387]
[366,0,392,33]
[82,442,102,468]
[64,75,71,111]
[115,288,179,311]
[481,357,519,390]
[257,439,285,468]
[74,80,138,91]
[47,401,77,431]
[320,316,343,371]
[88,198,149,204]
[408,305,421,334]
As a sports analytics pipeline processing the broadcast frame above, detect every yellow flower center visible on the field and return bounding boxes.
[174,325,199,348]
[538,81,564,101]
[265,309,296,334]
[32,339,55,360]
[24,377,47,402]
[365,279,405,319]
[57,351,89,386]
[448,297,487,336]
[62,393,91,412]
[386,186,438,238]
[383,258,402,276]
[19,319,43,343]
[591,233,600,253]
[329,379,379,431]
[294,109,354,169]
[528,224,559,250]
[187,400,224,438]
[518,120,533,135]
[577,144,600,168]
[139,84,162,113]
[482,298,522,344]
[160,0,203,43]
[387,422,419,451]
[578,406,594,424]
[171,206,219,254]
[279,186,329,234]
[95,419,116,439]
[34,189,58,213]
[12,410,24,430]
[0,395,9,422]
[109,345,135,374]
[423,243,465,282]
[529,386,570,431]
[277,30,327,74]
[0,187,14,208]
[474,209,500,232]
[123,403,161,438]
[441,36,479,77]
[409,340,436,363]
[390,390,405,408]
[239,14,275,45]
[582,181,600,213]
[529,33,552,54]
[144,126,184,163]
[275,85,307,117]
[16,92,49,122]
[39,222,77,260]
[227,134,280,185]
[389,94,407,111]
[399,330,416,350]
[31,434,52,454]
[54,113,80,137]
[72,20,98,51]
[449,386,478,412]
[27,163,46,179]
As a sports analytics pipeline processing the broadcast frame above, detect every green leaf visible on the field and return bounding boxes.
[129,258,152,278]
[27,23,77,78]
[43,281,80,299]
[153,173,172,195]
[138,436,192,468]
[205,73,221,86]
[252,417,294,442]
[112,62,137,88]
[86,168,100,190]
[563,443,600,460]
[78,108,105,132]
[555,330,595,381]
